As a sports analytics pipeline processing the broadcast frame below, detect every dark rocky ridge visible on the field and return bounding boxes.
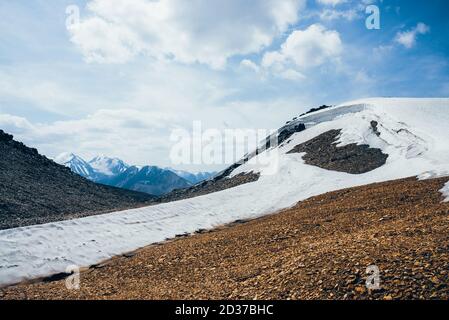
[277,123,306,146]
[156,120,308,203]
[287,129,388,174]
[210,122,307,183]
[156,172,260,203]
[0,130,154,230]
[299,104,333,117]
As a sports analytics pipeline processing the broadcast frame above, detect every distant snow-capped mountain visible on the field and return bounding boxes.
[55,153,214,195]
[54,153,96,179]
[167,169,217,185]
[110,166,191,196]
[89,155,129,177]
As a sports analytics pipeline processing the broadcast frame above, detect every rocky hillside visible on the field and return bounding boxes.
[3,176,447,299]
[1,98,448,289]
[0,130,154,230]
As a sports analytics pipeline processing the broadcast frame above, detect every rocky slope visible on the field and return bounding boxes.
[3,176,447,300]
[0,130,154,230]
[1,98,449,288]
[156,172,260,203]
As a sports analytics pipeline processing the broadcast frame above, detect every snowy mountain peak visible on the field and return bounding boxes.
[89,155,129,176]
[54,152,94,178]
[108,165,192,196]
[231,97,449,179]
[54,152,78,164]
[53,153,215,195]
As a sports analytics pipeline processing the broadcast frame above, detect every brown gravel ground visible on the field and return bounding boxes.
[2,176,448,300]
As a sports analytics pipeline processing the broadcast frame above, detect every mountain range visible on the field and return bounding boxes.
[1,98,449,293]
[54,153,216,196]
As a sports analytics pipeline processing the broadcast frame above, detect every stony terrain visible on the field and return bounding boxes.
[156,172,260,203]
[287,129,388,174]
[0,130,154,230]
[2,176,448,300]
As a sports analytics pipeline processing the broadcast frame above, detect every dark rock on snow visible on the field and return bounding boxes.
[287,129,388,174]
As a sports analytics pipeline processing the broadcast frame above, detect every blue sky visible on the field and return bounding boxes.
[0,0,448,170]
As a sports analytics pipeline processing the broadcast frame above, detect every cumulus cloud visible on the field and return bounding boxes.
[319,9,359,21]
[0,114,34,134]
[279,69,306,81]
[360,0,377,5]
[69,17,143,64]
[1,54,308,169]
[1,96,306,170]
[0,109,185,165]
[395,23,430,49]
[317,0,347,6]
[261,24,342,79]
[69,0,305,69]
[240,59,260,73]
[0,70,92,116]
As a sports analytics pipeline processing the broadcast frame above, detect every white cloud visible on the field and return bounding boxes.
[359,0,377,5]
[1,96,306,171]
[354,70,373,84]
[69,17,143,64]
[319,9,359,21]
[0,109,185,166]
[69,0,305,69]
[262,24,342,77]
[279,69,306,81]
[0,114,34,134]
[1,54,307,169]
[395,23,430,49]
[317,0,347,6]
[0,70,91,116]
[372,45,394,61]
[240,59,260,73]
